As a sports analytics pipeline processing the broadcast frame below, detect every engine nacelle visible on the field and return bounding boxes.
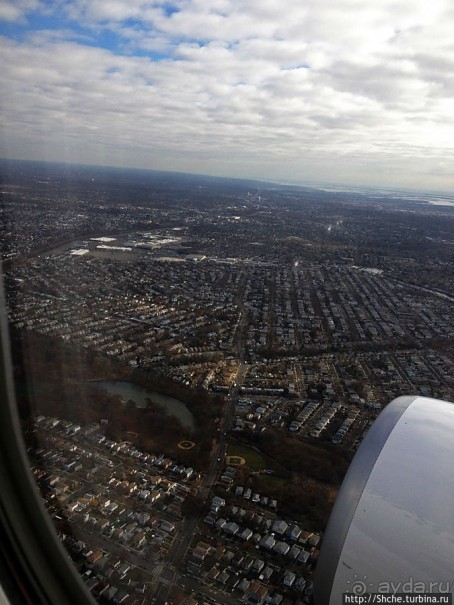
[315,396,454,603]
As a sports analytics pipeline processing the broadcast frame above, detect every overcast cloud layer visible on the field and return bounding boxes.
[1,0,453,191]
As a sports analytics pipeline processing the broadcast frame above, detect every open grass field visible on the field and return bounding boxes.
[226,444,267,470]
[258,474,287,488]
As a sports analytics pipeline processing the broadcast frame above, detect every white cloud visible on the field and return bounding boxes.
[62,0,158,24]
[0,0,41,23]
[0,0,453,190]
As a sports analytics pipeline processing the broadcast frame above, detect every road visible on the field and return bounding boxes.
[152,325,249,604]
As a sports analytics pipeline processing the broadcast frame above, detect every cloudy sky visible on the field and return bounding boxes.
[1,0,453,192]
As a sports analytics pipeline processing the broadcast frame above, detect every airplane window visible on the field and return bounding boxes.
[1,2,453,605]
[0,275,97,605]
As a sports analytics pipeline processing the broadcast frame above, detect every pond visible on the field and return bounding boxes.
[93,380,195,431]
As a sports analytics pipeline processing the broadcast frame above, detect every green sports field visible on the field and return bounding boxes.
[227,444,267,470]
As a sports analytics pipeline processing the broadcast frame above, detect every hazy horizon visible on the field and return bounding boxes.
[1,1,454,193]
[3,156,454,201]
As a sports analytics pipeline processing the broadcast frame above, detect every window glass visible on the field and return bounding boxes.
[1,2,453,604]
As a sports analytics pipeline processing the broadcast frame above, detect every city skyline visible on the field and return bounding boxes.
[1,0,454,193]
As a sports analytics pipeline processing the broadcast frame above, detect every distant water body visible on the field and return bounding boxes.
[93,380,195,431]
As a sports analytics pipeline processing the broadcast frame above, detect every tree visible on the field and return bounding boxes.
[181,494,210,518]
